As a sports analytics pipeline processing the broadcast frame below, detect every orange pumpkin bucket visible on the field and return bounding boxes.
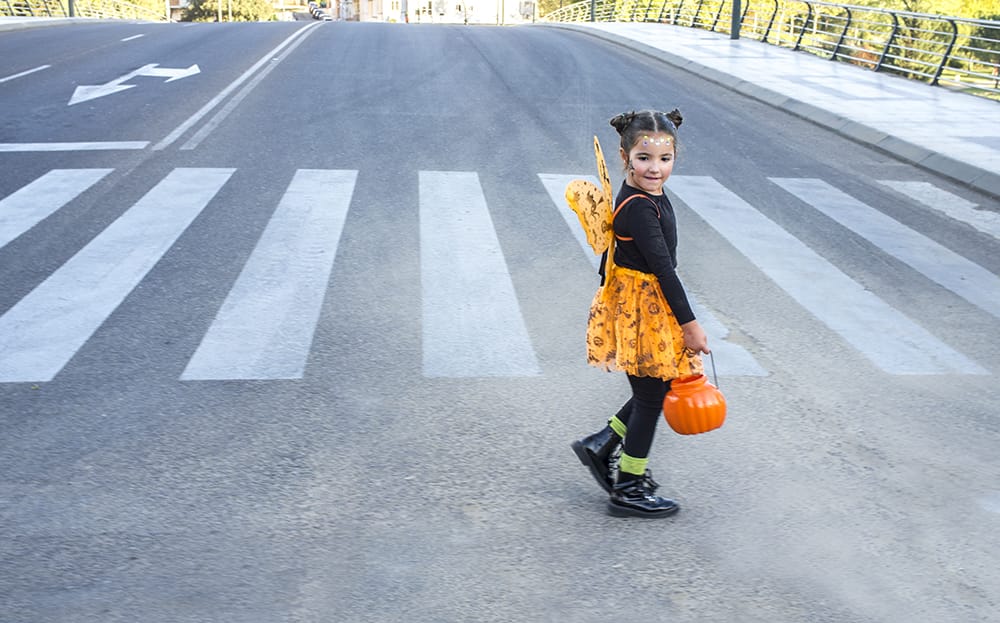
[662,354,727,435]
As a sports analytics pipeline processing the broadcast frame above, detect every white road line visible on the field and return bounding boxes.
[773,178,1000,321]
[0,142,148,152]
[1,169,112,250]
[153,23,321,151]
[878,180,1000,241]
[669,175,986,375]
[121,34,145,42]
[0,168,234,383]
[0,64,50,83]
[420,171,540,377]
[538,173,767,377]
[181,170,357,381]
[180,27,315,151]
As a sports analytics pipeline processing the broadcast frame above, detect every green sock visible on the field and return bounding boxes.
[609,414,627,438]
[619,452,649,477]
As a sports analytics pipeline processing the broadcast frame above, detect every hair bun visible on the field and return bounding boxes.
[609,111,638,135]
[666,108,683,129]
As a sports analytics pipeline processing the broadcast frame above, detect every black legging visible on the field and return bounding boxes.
[620,375,672,460]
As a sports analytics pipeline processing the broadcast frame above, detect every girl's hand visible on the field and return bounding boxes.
[681,320,710,354]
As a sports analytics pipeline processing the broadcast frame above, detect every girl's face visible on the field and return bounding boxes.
[621,132,676,195]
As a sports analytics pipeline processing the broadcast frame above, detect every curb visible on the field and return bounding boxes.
[0,17,153,32]
[0,18,80,32]
[545,22,1000,199]
[0,17,141,32]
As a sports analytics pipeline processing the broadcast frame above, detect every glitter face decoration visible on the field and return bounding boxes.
[640,135,672,148]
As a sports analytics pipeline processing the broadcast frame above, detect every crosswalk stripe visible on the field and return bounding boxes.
[420,171,540,377]
[539,173,768,377]
[877,180,1000,241]
[689,299,769,377]
[773,177,1000,321]
[181,170,357,381]
[669,175,987,375]
[0,169,112,250]
[0,168,234,383]
[538,173,603,270]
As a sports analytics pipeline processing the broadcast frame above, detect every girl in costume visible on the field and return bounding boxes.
[570,109,709,518]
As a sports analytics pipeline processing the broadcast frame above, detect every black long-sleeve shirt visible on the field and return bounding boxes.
[606,182,695,325]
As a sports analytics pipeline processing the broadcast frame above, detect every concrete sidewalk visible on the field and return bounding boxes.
[549,22,1000,198]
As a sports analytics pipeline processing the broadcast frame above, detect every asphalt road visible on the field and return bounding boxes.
[1,20,999,622]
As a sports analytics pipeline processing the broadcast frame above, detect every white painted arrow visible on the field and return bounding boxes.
[139,64,201,82]
[69,63,200,106]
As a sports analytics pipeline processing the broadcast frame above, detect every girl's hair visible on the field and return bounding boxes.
[609,109,683,155]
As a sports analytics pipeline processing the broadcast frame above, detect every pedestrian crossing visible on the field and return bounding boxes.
[0,167,995,382]
[1,168,234,383]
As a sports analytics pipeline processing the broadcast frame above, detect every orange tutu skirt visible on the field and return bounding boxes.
[586,265,703,380]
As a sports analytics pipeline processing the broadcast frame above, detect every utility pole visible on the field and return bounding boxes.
[731,0,741,39]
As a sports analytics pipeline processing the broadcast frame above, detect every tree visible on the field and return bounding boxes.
[181,0,275,21]
[538,0,580,19]
[75,0,169,20]
[860,0,998,20]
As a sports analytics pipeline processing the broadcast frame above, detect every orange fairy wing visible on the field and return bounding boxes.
[564,136,615,255]
[565,179,612,255]
[593,135,613,209]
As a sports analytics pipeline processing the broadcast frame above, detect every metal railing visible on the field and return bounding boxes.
[2,0,65,16]
[543,0,1000,100]
[2,0,168,20]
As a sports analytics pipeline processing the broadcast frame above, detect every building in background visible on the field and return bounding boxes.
[169,0,531,22]
[354,0,534,23]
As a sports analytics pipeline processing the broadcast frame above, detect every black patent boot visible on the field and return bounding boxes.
[571,425,621,493]
[607,473,679,518]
